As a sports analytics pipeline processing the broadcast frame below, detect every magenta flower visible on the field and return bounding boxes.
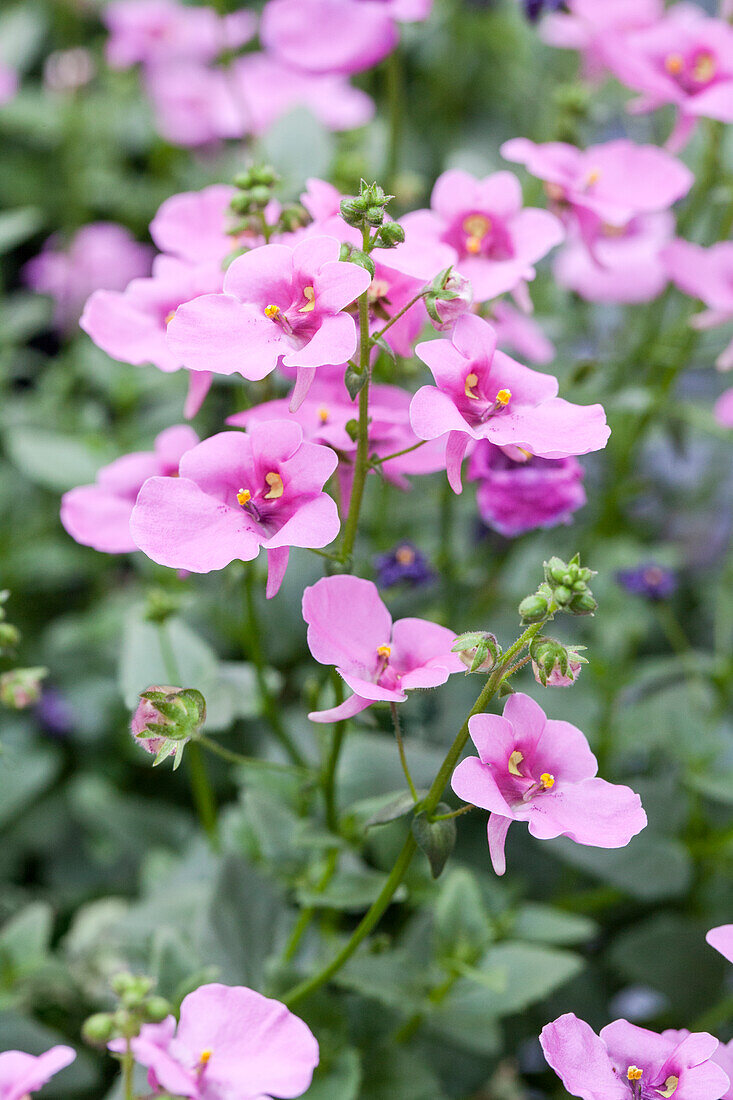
[400,168,564,302]
[601,5,733,151]
[409,314,609,492]
[260,0,430,76]
[540,1014,729,1100]
[501,138,693,240]
[661,240,733,370]
[303,575,463,723]
[468,440,586,537]
[130,423,339,597]
[715,389,733,429]
[540,0,664,81]
[167,236,371,409]
[117,982,318,1099]
[554,212,674,304]
[104,0,255,69]
[150,184,238,264]
[0,1045,75,1100]
[707,925,733,965]
[24,223,152,332]
[451,693,646,875]
[61,425,198,554]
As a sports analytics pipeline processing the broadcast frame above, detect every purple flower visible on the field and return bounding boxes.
[167,236,372,410]
[468,440,586,537]
[616,563,678,600]
[115,982,318,1099]
[451,693,646,874]
[303,574,463,723]
[374,542,434,588]
[0,1046,75,1100]
[61,425,199,554]
[130,423,340,598]
[409,313,609,492]
[540,1013,729,1100]
[35,687,76,739]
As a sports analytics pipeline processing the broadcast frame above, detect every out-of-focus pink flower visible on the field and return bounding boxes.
[44,48,95,91]
[661,240,733,369]
[409,314,609,492]
[0,1045,75,1100]
[0,62,19,105]
[104,0,256,70]
[167,236,371,409]
[130,423,340,597]
[114,983,318,1100]
[468,440,586,536]
[714,389,733,427]
[540,0,663,81]
[303,574,463,723]
[707,925,733,964]
[261,0,430,76]
[150,184,237,264]
[400,168,564,302]
[24,223,153,332]
[61,425,198,554]
[540,1014,729,1100]
[490,300,555,365]
[451,693,646,875]
[555,212,674,304]
[601,5,733,151]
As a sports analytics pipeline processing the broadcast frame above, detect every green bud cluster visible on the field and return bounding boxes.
[340,180,404,249]
[518,554,597,624]
[0,590,20,655]
[0,666,47,709]
[82,972,172,1048]
[529,636,587,686]
[231,165,280,215]
[451,631,502,674]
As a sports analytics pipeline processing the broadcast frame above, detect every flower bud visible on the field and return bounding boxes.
[82,1013,115,1045]
[249,165,279,187]
[143,996,172,1024]
[0,666,48,709]
[349,249,375,278]
[530,637,586,687]
[279,204,307,232]
[249,184,272,208]
[230,191,254,215]
[452,631,501,674]
[569,591,598,615]
[131,685,206,769]
[340,196,368,225]
[0,622,21,652]
[376,221,405,248]
[518,595,549,623]
[426,268,473,331]
[365,205,385,227]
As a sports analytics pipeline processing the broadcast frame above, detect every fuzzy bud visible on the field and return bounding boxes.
[530,637,586,687]
[340,196,368,226]
[349,249,375,278]
[376,221,405,248]
[452,631,501,674]
[426,268,473,331]
[518,594,549,624]
[131,685,206,769]
[0,666,48,709]
[82,1013,115,1046]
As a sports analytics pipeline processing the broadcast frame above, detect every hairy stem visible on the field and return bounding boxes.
[390,702,419,803]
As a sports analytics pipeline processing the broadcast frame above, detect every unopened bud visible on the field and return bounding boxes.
[131,686,206,769]
[340,196,368,226]
[530,637,586,687]
[426,268,473,331]
[249,185,272,208]
[452,631,501,674]
[0,622,21,652]
[82,1013,115,1045]
[376,221,405,248]
[0,667,47,709]
[143,995,172,1024]
[518,595,549,624]
[349,249,375,278]
[365,205,385,227]
[569,591,598,615]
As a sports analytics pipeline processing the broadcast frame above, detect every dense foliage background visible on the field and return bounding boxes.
[0,0,731,1096]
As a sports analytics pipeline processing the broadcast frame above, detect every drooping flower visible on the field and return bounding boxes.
[540,0,664,81]
[400,168,564,302]
[540,1014,729,1100]
[616,563,677,601]
[0,1045,75,1100]
[374,542,434,588]
[260,0,430,76]
[303,575,463,723]
[61,426,199,554]
[24,223,152,332]
[409,313,609,492]
[451,693,646,874]
[468,440,586,536]
[104,0,256,70]
[706,925,733,965]
[167,236,371,409]
[130,423,340,597]
[554,212,674,304]
[661,240,733,370]
[601,5,733,151]
[113,982,318,1100]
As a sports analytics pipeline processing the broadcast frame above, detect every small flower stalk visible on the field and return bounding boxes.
[131,685,207,768]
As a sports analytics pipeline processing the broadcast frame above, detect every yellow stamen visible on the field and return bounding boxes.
[658,1077,679,1098]
[298,285,316,313]
[540,773,555,789]
[164,310,176,326]
[692,52,716,83]
[377,644,391,659]
[264,303,281,319]
[465,372,480,399]
[495,389,511,407]
[508,750,524,776]
[465,236,482,255]
[463,214,491,239]
[236,488,251,507]
[395,545,415,565]
[318,406,329,424]
[200,1049,212,1066]
[665,52,684,75]
[585,167,601,187]
[263,471,284,500]
[627,1067,644,1082]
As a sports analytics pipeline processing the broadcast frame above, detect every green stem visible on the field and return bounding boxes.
[431,804,475,822]
[244,568,306,767]
[122,1038,134,1100]
[369,440,427,468]
[390,702,419,803]
[282,620,547,1008]
[322,674,347,832]
[197,734,308,775]
[281,848,340,964]
[371,289,428,343]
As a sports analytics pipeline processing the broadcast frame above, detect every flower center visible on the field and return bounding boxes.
[584,167,601,189]
[395,545,415,565]
[318,406,329,423]
[664,52,684,75]
[298,285,316,313]
[377,644,391,659]
[263,471,284,500]
[462,213,492,255]
[658,1078,679,1098]
[627,1067,643,1082]
[508,749,524,776]
[495,389,511,407]
[164,309,176,326]
[544,181,566,203]
[465,372,480,399]
[198,1049,213,1072]
[236,488,252,507]
[264,303,281,319]
[692,51,716,84]
[540,772,555,789]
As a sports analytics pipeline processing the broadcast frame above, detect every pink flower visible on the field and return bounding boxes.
[0,1046,75,1100]
[81,255,223,417]
[707,925,733,965]
[104,0,255,70]
[540,1014,729,1100]
[61,425,198,554]
[501,138,693,240]
[451,693,646,875]
[0,62,19,105]
[714,389,733,428]
[303,575,463,723]
[150,184,238,264]
[468,440,586,536]
[24,223,153,332]
[409,313,609,492]
[601,5,733,151]
[661,240,733,370]
[167,236,371,409]
[663,1031,733,1100]
[540,0,664,81]
[400,168,564,302]
[130,423,340,597]
[554,212,674,304]
[260,0,430,76]
[490,300,555,365]
[116,982,318,1099]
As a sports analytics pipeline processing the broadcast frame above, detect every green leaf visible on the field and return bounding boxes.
[297,864,407,913]
[0,737,61,828]
[412,806,457,879]
[512,903,597,946]
[434,867,493,963]
[548,832,692,901]
[3,428,111,492]
[206,856,288,989]
[304,1047,361,1100]
[0,208,43,254]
